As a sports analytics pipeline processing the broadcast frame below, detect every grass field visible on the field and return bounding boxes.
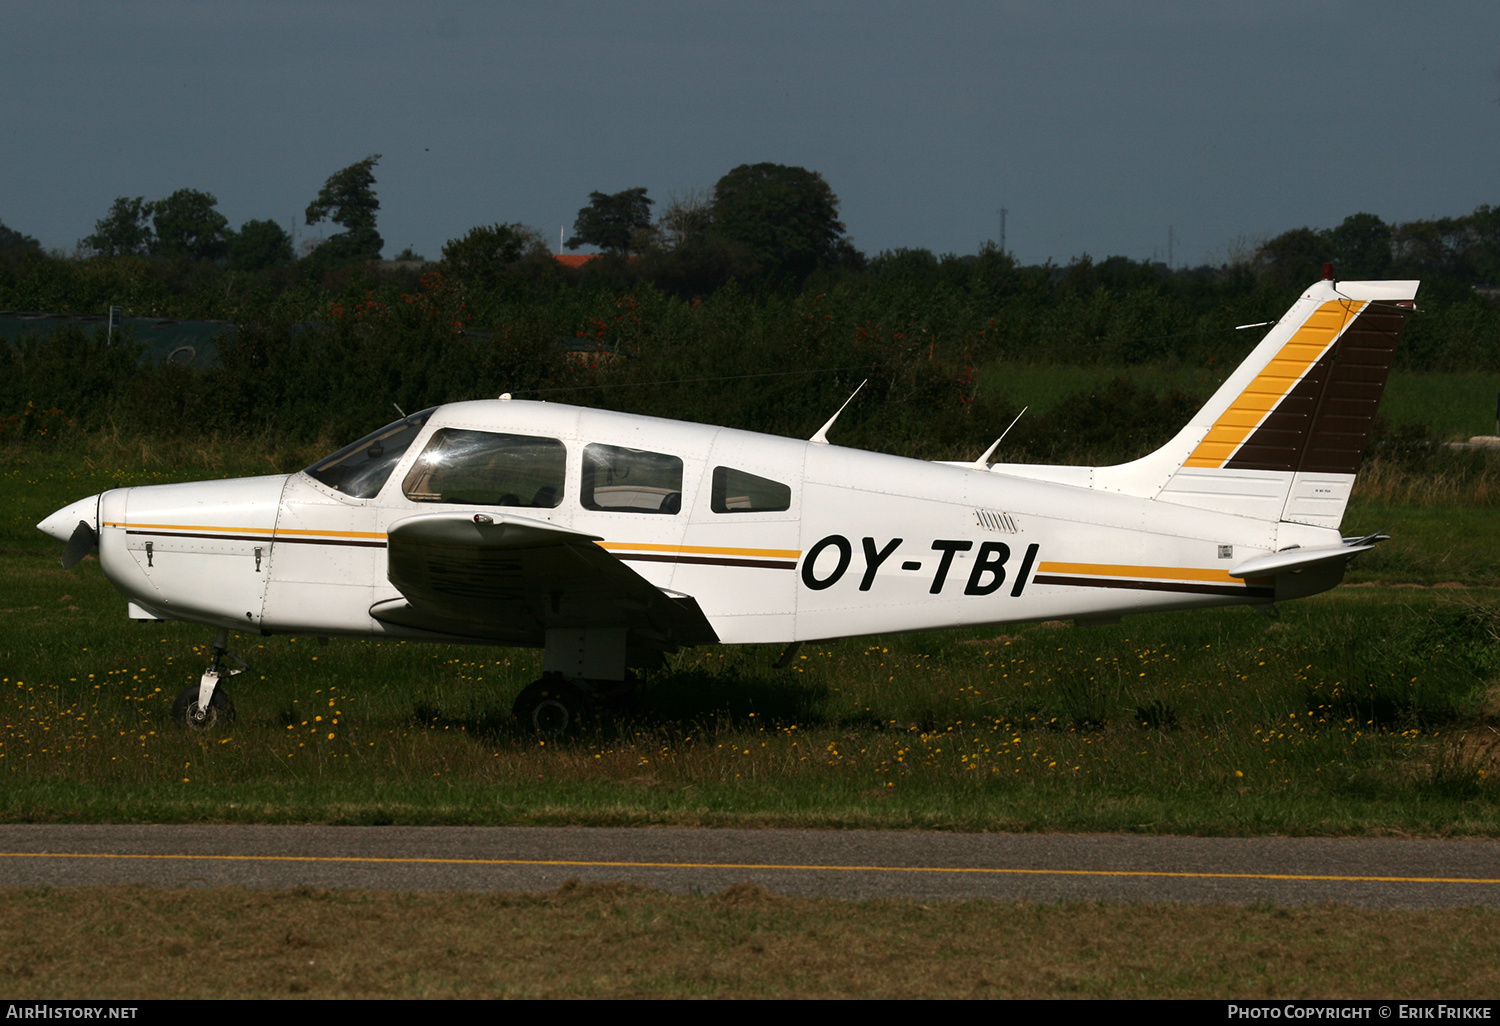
[3,398,1498,1000]
[978,364,1500,442]
[1380,372,1500,440]
[3,883,1497,998]
[2,433,1497,834]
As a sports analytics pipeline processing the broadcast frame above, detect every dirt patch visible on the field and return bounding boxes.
[716,880,780,905]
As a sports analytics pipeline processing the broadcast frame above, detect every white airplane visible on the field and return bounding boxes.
[38,277,1418,732]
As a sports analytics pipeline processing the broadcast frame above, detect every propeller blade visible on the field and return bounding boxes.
[61,520,97,569]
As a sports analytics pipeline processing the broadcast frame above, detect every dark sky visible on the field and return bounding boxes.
[5,1,1497,267]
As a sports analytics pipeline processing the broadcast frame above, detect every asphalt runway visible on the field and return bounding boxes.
[2,825,1498,907]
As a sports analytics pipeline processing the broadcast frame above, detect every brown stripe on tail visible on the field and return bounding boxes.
[1224,300,1412,475]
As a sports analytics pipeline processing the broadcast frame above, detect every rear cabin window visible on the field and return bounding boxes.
[582,443,683,514]
[402,429,566,508]
[711,466,792,513]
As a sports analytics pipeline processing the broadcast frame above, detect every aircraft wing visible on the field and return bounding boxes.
[370,510,718,651]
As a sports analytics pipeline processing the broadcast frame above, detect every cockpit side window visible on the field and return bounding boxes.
[710,466,792,513]
[581,443,684,514]
[402,429,567,508]
[304,409,435,499]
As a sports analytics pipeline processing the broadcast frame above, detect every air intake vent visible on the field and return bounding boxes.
[975,509,1019,533]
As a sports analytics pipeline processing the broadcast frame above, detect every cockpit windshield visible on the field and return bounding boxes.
[304,409,435,498]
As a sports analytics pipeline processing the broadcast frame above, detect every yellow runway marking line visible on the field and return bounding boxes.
[2,852,1497,887]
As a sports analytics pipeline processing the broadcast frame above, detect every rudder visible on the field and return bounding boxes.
[1091,278,1418,527]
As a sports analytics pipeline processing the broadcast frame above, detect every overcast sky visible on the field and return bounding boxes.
[4,1,1497,268]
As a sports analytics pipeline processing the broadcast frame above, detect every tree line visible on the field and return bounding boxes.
[1,158,1497,457]
[59,155,383,274]
[4,152,1497,302]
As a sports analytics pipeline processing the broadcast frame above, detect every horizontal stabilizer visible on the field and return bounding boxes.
[1228,541,1379,579]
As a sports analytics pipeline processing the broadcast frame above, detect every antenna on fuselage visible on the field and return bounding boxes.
[393,402,408,418]
[809,379,867,445]
[970,406,1028,468]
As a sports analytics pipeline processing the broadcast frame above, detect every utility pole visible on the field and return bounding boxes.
[998,207,1008,256]
[1167,225,1174,269]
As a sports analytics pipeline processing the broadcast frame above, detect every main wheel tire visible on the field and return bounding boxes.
[513,678,589,735]
[171,685,236,730]
[593,677,640,714]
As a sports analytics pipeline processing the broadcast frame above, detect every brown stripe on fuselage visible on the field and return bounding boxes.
[1032,573,1275,599]
[1225,301,1411,474]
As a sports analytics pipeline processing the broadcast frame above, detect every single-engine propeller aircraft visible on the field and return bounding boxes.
[39,277,1418,732]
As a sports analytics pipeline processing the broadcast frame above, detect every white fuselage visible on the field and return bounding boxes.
[74,400,1338,648]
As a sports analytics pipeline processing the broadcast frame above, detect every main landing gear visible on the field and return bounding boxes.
[512,674,637,735]
[171,628,245,730]
[514,628,640,735]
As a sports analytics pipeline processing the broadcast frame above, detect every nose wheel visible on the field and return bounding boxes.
[171,685,236,729]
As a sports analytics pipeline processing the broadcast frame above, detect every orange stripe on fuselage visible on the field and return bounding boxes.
[1037,561,1242,584]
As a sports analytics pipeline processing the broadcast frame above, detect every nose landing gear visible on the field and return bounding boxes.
[171,628,245,730]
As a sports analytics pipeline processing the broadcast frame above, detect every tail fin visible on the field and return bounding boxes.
[1088,278,1418,527]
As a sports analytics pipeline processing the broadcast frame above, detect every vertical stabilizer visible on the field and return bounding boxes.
[1087,279,1417,527]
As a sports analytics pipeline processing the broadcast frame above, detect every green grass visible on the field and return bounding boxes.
[977,360,1228,413]
[1343,503,1500,583]
[977,363,1500,442]
[4,884,1498,998]
[3,430,1497,834]
[1381,371,1500,440]
[2,548,1496,831]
